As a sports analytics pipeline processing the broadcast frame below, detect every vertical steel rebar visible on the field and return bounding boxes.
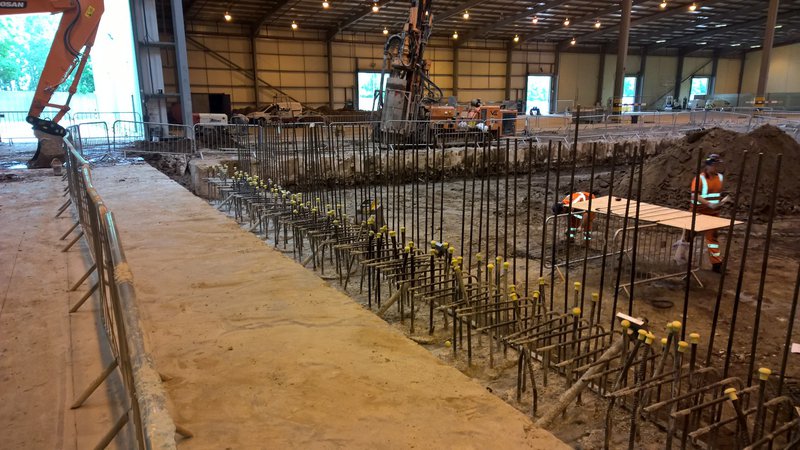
[680,149,705,340]
[746,154,782,387]
[724,153,764,378]
[705,150,748,366]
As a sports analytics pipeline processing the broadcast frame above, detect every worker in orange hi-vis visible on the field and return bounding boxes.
[689,153,733,273]
[552,191,596,243]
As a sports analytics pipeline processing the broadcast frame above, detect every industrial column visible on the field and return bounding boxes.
[612,0,633,116]
[504,44,513,100]
[596,44,606,106]
[736,51,747,107]
[636,48,648,109]
[130,0,193,129]
[327,39,335,109]
[252,37,260,109]
[551,49,560,114]
[673,49,686,102]
[709,49,720,99]
[170,0,193,130]
[452,47,459,99]
[755,0,780,108]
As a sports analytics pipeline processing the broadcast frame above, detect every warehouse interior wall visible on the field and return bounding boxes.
[167,24,800,112]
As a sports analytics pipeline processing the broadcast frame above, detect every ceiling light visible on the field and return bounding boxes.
[660,0,667,8]
[775,24,783,29]
[570,37,576,45]
[322,0,329,8]
[453,30,458,39]
[463,10,469,19]
[656,39,666,43]
[689,3,697,11]
[383,26,388,35]
[730,43,741,46]
[564,17,570,26]
[697,41,707,45]
[532,16,539,24]
[224,11,232,21]
[594,20,601,28]
[513,34,520,43]
[751,44,761,48]
[291,21,298,30]
[425,10,428,16]
[372,2,379,12]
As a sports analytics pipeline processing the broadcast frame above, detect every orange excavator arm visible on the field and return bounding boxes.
[1,0,104,137]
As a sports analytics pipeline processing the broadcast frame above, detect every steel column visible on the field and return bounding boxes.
[736,51,747,107]
[170,0,194,130]
[673,49,686,101]
[505,44,513,100]
[453,46,460,99]
[612,0,633,115]
[596,44,606,105]
[709,50,720,98]
[327,39,335,109]
[636,47,647,107]
[755,0,780,107]
[551,48,560,114]
[252,37,260,108]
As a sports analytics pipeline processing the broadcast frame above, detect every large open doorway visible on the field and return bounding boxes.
[525,75,552,115]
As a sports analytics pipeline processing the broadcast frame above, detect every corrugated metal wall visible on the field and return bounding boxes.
[162,25,795,112]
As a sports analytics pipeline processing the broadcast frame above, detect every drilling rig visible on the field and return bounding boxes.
[374,0,445,137]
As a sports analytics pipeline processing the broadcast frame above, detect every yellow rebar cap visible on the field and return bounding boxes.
[759,367,772,381]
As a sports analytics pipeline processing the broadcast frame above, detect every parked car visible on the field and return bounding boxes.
[246,102,303,124]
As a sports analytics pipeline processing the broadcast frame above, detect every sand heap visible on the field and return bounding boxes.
[613,125,800,219]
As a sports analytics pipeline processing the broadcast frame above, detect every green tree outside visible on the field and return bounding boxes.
[0,15,95,93]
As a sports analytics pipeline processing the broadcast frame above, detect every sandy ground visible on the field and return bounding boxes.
[0,169,130,448]
[89,164,568,449]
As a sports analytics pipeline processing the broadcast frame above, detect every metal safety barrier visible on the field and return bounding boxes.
[66,121,111,156]
[62,136,185,448]
[611,222,705,295]
[73,111,142,125]
[112,120,194,155]
[0,110,73,145]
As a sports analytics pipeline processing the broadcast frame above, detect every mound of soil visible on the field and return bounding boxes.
[613,125,800,220]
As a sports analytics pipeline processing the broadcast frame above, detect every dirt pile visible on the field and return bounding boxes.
[613,125,800,220]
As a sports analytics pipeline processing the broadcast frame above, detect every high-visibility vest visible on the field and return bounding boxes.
[561,192,592,206]
[690,173,723,206]
[562,192,594,219]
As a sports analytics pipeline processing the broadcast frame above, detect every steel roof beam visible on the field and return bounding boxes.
[435,0,495,24]
[456,0,572,46]
[647,8,800,51]
[326,0,398,40]
[251,0,294,37]
[558,0,730,49]
[521,0,648,44]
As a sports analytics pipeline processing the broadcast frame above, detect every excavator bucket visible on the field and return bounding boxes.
[28,129,66,169]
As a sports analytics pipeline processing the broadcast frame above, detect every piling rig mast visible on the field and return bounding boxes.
[1,0,104,168]
[375,0,443,136]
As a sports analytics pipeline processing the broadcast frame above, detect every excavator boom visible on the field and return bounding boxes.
[1,0,104,167]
